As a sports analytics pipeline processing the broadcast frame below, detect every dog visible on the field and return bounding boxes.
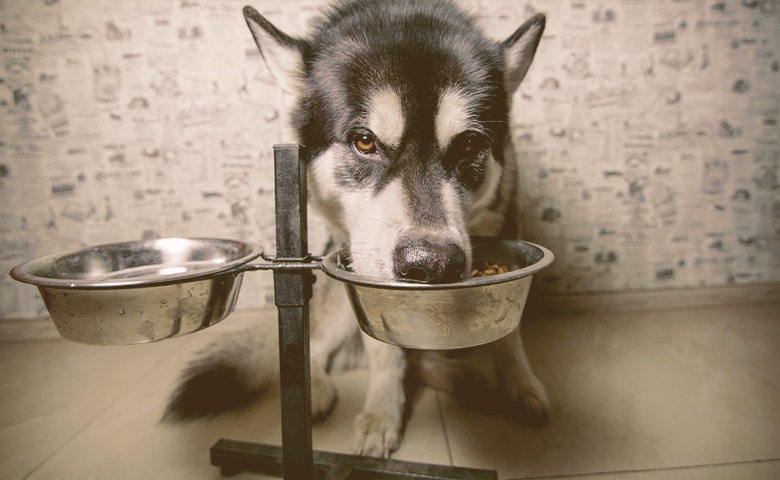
[163,0,547,458]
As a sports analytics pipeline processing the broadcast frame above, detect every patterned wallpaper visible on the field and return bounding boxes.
[1,0,778,319]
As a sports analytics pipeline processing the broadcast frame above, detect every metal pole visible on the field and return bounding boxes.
[272,144,314,480]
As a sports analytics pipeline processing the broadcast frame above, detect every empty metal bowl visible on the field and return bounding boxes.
[10,238,261,345]
[321,237,554,350]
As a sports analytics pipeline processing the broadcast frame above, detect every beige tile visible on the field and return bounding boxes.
[441,302,780,479]
[24,312,450,479]
[670,303,780,390]
[553,459,780,480]
[7,302,778,479]
[24,331,277,480]
[0,337,184,479]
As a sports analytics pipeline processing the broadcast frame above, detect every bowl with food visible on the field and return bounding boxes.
[320,237,554,350]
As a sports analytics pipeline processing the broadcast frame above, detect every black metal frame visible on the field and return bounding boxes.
[209,145,499,480]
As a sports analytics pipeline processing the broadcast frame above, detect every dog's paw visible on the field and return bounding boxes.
[352,411,401,458]
[504,381,551,427]
[310,364,337,421]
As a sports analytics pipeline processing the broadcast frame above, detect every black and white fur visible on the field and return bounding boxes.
[164,0,547,458]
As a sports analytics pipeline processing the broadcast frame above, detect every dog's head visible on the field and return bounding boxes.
[245,0,544,282]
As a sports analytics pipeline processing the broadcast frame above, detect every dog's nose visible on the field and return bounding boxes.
[393,238,467,283]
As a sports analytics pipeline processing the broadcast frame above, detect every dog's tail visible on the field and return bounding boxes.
[161,323,280,422]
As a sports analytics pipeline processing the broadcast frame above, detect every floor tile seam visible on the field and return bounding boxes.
[20,339,190,480]
[21,405,107,480]
[500,457,780,480]
[433,390,455,467]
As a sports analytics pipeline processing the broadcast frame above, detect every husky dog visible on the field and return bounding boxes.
[164,0,547,458]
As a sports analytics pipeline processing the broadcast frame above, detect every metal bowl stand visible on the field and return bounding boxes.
[200,145,498,479]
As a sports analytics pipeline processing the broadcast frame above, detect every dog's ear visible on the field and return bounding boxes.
[501,13,546,94]
[243,6,304,95]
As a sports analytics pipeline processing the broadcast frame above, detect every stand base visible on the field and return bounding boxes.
[211,439,498,479]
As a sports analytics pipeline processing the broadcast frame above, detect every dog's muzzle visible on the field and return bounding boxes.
[392,237,467,284]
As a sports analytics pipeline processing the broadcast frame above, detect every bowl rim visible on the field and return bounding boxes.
[321,238,554,290]
[9,237,263,290]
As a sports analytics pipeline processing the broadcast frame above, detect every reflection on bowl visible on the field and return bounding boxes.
[321,237,554,350]
[10,238,261,345]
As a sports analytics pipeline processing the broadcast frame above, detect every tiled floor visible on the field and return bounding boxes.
[1,300,779,479]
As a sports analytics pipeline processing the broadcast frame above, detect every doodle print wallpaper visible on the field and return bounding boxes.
[1,0,778,319]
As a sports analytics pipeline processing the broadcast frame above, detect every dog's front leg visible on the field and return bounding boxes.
[492,326,551,427]
[352,335,406,457]
[308,274,363,421]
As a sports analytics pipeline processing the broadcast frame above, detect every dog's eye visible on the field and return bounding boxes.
[446,132,490,189]
[354,135,377,155]
[452,132,487,156]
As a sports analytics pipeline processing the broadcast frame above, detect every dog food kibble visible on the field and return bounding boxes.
[470,261,509,277]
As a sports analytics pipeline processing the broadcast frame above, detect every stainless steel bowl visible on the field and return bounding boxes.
[10,235,553,350]
[321,237,554,350]
[10,238,261,345]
